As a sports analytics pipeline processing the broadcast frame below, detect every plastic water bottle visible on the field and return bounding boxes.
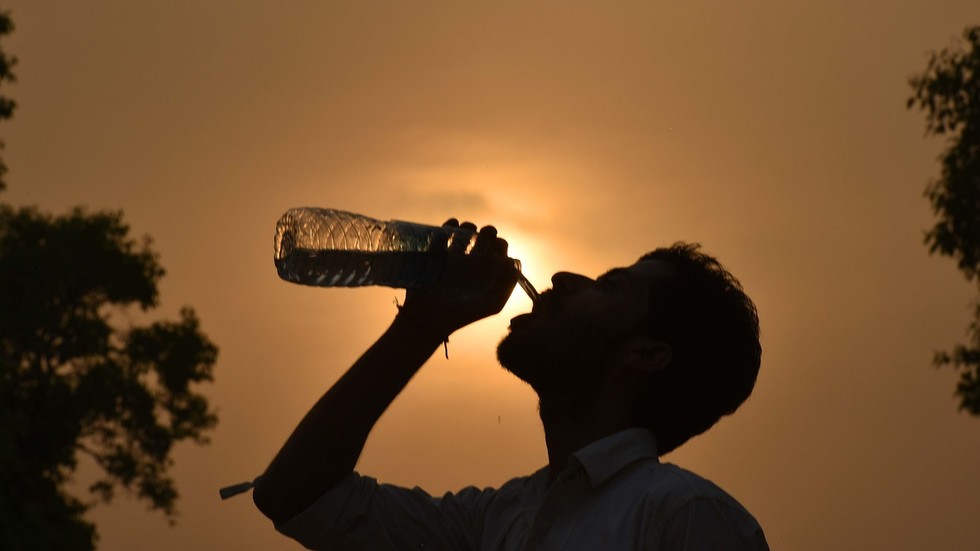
[274,207,538,300]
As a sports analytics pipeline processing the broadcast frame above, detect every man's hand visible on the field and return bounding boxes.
[399,219,519,338]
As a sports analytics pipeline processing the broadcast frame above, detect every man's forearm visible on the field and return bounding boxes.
[252,314,445,525]
[253,222,518,526]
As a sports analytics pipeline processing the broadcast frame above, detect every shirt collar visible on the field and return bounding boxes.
[566,428,659,487]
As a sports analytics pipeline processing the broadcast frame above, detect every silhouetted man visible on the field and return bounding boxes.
[252,221,769,549]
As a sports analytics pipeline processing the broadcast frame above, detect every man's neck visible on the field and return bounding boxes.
[538,391,633,484]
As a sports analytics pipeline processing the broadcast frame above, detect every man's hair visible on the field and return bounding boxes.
[636,243,761,455]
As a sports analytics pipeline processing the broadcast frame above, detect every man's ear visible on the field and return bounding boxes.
[622,335,672,374]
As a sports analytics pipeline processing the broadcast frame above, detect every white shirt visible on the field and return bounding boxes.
[277,428,769,550]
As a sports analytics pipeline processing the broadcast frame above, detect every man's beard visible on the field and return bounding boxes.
[496,326,550,390]
[496,317,610,396]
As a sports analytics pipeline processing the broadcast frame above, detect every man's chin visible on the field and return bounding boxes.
[496,335,537,385]
[495,335,519,375]
[499,361,545,393]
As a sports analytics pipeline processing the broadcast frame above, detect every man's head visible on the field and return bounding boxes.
[496,242,761,455]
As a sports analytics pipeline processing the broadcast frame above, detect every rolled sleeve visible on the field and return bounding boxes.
[277,472,494,551]
[276,472,388,550]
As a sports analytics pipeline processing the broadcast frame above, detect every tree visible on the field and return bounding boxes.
[0,10,16,192]
[908,26,980,415]
[0,12,219,551]
[0,206,219,550]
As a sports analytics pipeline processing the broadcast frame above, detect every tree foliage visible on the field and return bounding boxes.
[0,12,218,549]
[0,10,17,192]
[0,206,219,550]
[908,26,980,415]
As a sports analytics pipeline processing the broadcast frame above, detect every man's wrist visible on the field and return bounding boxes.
[392,308,452,350]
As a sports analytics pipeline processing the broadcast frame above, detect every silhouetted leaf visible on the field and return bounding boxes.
[909,26,980,415]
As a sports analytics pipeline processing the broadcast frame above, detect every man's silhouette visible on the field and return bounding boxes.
[252,221,769,549]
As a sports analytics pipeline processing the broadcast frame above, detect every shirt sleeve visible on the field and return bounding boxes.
[276,471,496,550]
[652,496,770,551]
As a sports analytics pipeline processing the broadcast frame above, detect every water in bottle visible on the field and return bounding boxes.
[274,207,538,301]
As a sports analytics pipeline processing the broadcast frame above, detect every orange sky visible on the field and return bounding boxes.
[5,2,980,549]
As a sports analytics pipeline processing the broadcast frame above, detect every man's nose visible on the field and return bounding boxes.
[551,272,594,294]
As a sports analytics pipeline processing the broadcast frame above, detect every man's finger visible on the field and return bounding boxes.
[473,226,498,254]
[494,237,509,257]
[449,221,477,254]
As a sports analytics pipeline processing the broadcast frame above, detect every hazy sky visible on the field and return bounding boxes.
[5,2,980,549]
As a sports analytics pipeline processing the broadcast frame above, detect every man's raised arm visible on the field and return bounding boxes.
[252,223,517,526]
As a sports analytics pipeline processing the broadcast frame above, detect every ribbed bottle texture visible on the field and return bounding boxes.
[274,208,473,289]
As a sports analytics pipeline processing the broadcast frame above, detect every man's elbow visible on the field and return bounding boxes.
[252,475,291,526]
[252,472,333,527]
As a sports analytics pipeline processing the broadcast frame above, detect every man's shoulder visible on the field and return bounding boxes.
[627,460,755,519]
[641,462,729,496]
[632,462,768,547]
